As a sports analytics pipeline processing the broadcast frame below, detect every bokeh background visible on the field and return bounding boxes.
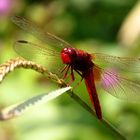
[0,0,140,140]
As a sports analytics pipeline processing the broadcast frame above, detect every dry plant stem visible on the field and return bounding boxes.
[0,57,62,84]
[0,57,126,140]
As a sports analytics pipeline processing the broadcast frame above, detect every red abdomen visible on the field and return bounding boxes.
[83,70,102,119]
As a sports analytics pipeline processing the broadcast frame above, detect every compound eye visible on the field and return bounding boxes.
[68,49,76,57]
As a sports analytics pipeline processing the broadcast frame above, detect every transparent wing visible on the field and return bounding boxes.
[92,53,140,73]
[94,65,140,102]
[14,40,63,73]
[11,16,72,48]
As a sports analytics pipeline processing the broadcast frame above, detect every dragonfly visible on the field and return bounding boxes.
[11,16,140,120]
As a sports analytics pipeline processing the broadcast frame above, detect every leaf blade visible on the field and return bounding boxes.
[0,86,71,120]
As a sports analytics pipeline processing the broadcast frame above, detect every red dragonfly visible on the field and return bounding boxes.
[11,16,140,120]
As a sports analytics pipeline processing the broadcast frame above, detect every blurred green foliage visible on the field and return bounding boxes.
[0,0,140,140]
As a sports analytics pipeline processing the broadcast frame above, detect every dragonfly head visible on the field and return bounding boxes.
[61,47,77,64]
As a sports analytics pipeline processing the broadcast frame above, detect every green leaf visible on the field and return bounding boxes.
[0,86,71,120]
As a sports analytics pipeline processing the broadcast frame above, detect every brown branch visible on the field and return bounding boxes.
[0,57,127,140]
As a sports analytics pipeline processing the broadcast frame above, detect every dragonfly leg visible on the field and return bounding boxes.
[62,66,83,88]
[61,65,68,73]
[70,66,75,81]
[68,69,83,88]
[73,77,83,89]
[62,65,70,79]
[75,69,83,77]
[72,69,83,89]
[67,66,75,86]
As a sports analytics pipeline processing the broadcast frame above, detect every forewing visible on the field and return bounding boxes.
[14,40,63,73]
[11,16,72,48]
[94,66,140,102]
[92,53,140,73]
